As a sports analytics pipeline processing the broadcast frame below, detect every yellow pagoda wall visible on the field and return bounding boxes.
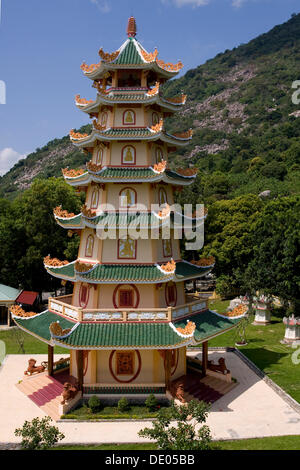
[70,347,186,386]
[106,183,152,209]
[157,281,186,308]
[113,106,144,128]
[109,142,149,166]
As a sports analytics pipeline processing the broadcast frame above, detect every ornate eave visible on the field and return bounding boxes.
[75,90,186,114]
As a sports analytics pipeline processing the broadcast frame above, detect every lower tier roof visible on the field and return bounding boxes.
[12,310,243,350]
[45,260,213,284]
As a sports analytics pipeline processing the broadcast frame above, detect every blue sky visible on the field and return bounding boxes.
[0,0,299,175]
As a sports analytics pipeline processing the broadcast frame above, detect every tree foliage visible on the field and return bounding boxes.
[14,416,65,450]
[138,400,211,450]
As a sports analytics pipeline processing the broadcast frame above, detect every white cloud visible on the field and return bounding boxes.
[232,0,246,7]
[0,148,26,176]
[162,0,210,7]
[90,0,110,13]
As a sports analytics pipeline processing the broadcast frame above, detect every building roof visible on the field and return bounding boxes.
[0,284,22,303]
[16,291,38,305]
[45,260,212,284]
[174,310,242,344]
[63,167,196,187]
[12,309,243,349]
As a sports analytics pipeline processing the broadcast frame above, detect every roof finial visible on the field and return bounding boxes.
[127,16,137,38]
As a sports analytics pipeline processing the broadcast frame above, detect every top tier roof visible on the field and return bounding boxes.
[80,17,183,80]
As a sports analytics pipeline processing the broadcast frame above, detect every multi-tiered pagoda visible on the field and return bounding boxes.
[12,18,245,400]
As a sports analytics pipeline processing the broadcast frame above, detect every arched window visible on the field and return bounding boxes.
[152,112,159,126]
[85,234,94,257]
[165,282,177,307]
[162,238,172,258]
[119,187,137,208]
[121,145,136,165]
[95,147,103,165]
[158,187,168,205]
[155,147,164,163]
[91,188,99,209]
[113,284,140,309]
[79,284,90,308]
[118,238,137,259]
[100,111,108,127]
[123,109,136,125]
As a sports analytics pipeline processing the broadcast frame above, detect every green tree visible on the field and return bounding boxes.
[138,400,211,450]
[14,416,65,450]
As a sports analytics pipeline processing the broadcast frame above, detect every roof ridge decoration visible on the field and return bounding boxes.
[153,159,167,174]
[98,48,120,62]
[49,321,72,339]
[159,259,176,274]
[93,120,107,132]
[75,261,96,273]
[146,81,160,96]
[165,94,187,104]
[10,305,37,319]
[81,204,97,218]
[190,257,215,267]
[80,62,100,73]
[150,119,164,133]
[174,167,198,177]
[75,95,94,106]
[86,161,103,174]
[156,58,183,73]
[44,256,70,268]
[173,129,193,139]
[62,167,86,177]
[176,320,196,336]
[140,48,158,63]
[53,206,76,219]
[69,129,89,140]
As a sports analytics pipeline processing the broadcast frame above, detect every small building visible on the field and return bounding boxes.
[0,284,22,327]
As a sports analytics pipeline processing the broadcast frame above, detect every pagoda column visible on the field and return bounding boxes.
[165,350,172,390]
[202,341,208,377]
[48,345,54,376]
[77,350,84,390]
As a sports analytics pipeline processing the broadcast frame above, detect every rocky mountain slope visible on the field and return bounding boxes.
[1,13,300,199]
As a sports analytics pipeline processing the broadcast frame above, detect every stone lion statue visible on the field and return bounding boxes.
[61,382,78,405]
[24,358,45,376]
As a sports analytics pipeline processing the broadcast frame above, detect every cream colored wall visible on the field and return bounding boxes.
[113,107,143,127]
[78,228,99,262]
[156,237,181,263]
[157,281,186,308]
[97,283,157,309]
[101,238,154,264]
[171,347,186,381]
[147,108,163,128]
[155,185,174,206]
[92,145,109,166]
[105,183,151,209]
[95,349,165,384]
[72,282,97,309]
[110,142,148,166]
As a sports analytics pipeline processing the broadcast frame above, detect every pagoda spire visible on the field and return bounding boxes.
[127,16,137,37]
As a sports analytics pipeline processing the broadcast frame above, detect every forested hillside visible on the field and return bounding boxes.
[1,13,300,200]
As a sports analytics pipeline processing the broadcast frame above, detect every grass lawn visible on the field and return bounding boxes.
[208,300,300,403]
[55,435,300,450]
[0,328,67,358]
[62,403,169,420]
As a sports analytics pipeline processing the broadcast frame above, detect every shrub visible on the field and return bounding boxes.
[118,397,130,412]
[14,416,65,450]
[88,396,102,413]
[139,400,211,450]
[145,394,158,412]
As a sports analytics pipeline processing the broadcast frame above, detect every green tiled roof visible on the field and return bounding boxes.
[13,311,74,343]
[114,39,144,65]
[13,310,186,348]
[174,310,242,344]
[86,212,155,227]
[0,284,21,302]
[96,167,156,179]
[175,261,212,279]
[101,128,153,138]
[55,215,83,228]
[13,309,242,349]
[166,169,196,182]
[46,262,76,280]
[80,264,171,283]
[57,322,185,348]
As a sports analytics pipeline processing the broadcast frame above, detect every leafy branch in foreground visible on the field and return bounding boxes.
[138,400,211,450]
[14,416,65,450]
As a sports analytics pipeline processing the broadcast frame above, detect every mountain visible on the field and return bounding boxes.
[1,13,300,200]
